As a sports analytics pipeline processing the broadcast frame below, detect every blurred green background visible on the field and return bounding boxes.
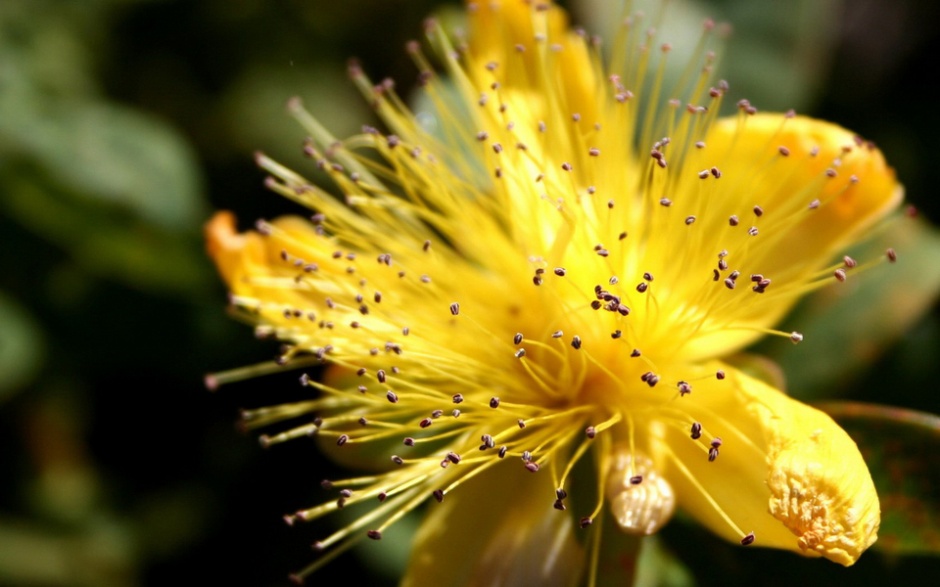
[0,0,938,585]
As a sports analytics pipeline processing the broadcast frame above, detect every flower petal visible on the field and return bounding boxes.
[402,462,585,587]
[651,364,879,565]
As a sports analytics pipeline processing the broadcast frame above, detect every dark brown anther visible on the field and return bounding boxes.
[554,267,566,276]
[729,215,740,226]
[533,275,543,286]
[691,422,702,439]
[431,410,443,419]
[591,300,602,310]
[367,530,382,540]
[556,488,568,500]
[336,434,349,446]
[718,258,728,271]
[630,349,641,357]
[886,248,897,263]
[359,417,368,426]
[336,497,347,508]
[449,302,460,316]
[580,517,593,528]
[513,333,524,344]
[498,446,508,458]
[420,418,433,429]
[489,397,501,408]
[698,169,710,179]
[713,269,720,281]
[515,349,527,358]
[522,451,532,462]
[677,381,692,396]
[748,226,759,236]
[339,489,353,498]
[729,271,740,280]
[660,197,672,207]
[834,268,847,282]
[710,167,722,178]
[476,131,489,141]
[778,146,790,156]
[391,455,404,465]
[377,369,387,383]
[597,249,609,257]
[525,462,541,473]
[552,330,563,339]
[554,499,567,511]
[647,375,660,387]
[843,256,858,268]
[517,419,526,429]
[630,475,643,485]
[636,282,648,293]
[708,447,719,462]
[611,330,622,339]
[386,390,399,403]
[386,135,400,149]
[452,409,461,418]
[741,532,756,546]
[452,393,464,404]
[446,452,461,464]
[753,205,764,217]
[571,336,582,349]
[716,370,726,380]
[585,426,597,439]
[561,162,573,171]
[433,489,444,503]
[619,231,628,240]
[685,216,697,225]
[403,437,415,447]
[724,278,736,290]
[641,372,652,383]
[377,491,387,502]
[589,147,600,157]
[617,304,630,316]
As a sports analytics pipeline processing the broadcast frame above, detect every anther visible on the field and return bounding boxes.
[716,370,726,380]
[724,278,735,290]
[585,426,597,439]
[886,248,897,262]
[580,517,593,528]
[611,330,622,339]
[753,205,764,217]
[377,492,387,502]
[391,455,404,465]
[660,198,672,207]
[630,349,641,357]
[367,530,382,540]
[718,259,728,271]
[359,417,368,426]
[778,146,790,156]
[589,147,600,157]
[420,418,433,428]
[741,532,756,546]
[336,434,349,446]
[554,267,566,276]
[320,479,334,490]
[729,215,739,226]
[449,302,460,315]
[571,336,582,349]
[630,475,643,485]
[498,446,508,458]
[636,282,648,293]
[377,369,386,383]
[515,349,526,358]
[834,268,847,282]
[843,256,858,268]
[748,226,759,236]
[403,437,415,446]
[446,452,461,464]
[561,162,573,171]
[790,331,804,344]
[808,199,821,210]
[525,462,541,473]
[513,333,523,344]
[452,394,464,404]
[518,419,526,429]
[489,397,500,408]
[552,330,563,338]
[554,499,567,511]
[677,381,692,396]
[431,410,443,419]
[433,489,444,503]
[690,422,702,439]
[556,488,568,500]
[685,216,696,225]
[386,390,399,403]
[708,447,719,462]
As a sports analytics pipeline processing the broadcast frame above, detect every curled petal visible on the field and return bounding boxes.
[652,365,879,565]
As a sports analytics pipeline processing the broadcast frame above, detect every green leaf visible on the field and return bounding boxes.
[0,292,44,402]
[817,401,940,555]
[760,215,940,399]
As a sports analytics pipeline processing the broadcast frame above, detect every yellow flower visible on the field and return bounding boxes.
[206,0,901,582]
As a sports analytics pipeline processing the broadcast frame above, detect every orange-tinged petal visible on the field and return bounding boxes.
[652,365,879,565]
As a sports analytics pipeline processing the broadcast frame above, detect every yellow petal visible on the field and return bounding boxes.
[403,462,585,587]
[651,365,879,565]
